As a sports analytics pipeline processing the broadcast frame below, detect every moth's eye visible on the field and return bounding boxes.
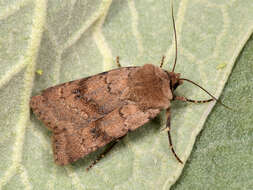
[173,82,180,90]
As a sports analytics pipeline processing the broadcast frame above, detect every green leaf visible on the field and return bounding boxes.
[172,32,253,190]
[0,0,252,189]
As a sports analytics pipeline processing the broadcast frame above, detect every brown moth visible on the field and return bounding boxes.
[30,5,221,170]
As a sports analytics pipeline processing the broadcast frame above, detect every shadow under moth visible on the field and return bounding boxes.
[30,5,225,171]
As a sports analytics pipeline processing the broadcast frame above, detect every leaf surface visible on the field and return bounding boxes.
[0,0,252,189]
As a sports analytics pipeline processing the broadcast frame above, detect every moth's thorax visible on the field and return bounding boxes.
[126,64,172,110]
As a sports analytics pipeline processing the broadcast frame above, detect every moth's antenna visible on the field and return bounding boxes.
[179,78,231,109]
[171,0,177,72]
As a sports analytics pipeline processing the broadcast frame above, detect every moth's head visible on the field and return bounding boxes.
[167,72,183,92]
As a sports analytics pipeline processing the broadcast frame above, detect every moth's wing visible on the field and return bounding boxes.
[30,67,160,165]
[30,67,134,133]
[52,105,160,165]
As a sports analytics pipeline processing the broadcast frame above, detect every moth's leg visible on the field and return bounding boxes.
[160,56,165,68]
[165,108,183,164]
[116,56,121,68]
[174,96,214,104]
[86,135,126,171]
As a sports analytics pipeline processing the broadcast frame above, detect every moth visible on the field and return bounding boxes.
[30,5,223,170]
